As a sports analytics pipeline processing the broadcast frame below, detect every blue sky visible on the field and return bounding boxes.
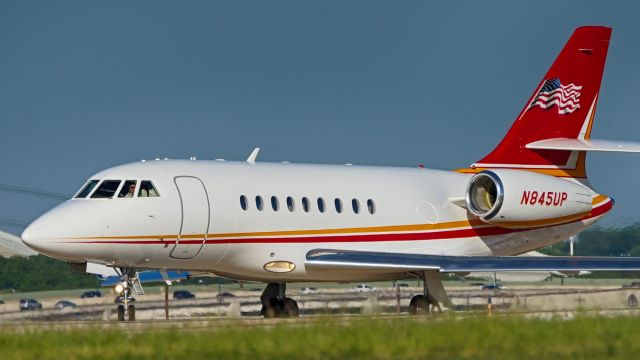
[1,1,640,234]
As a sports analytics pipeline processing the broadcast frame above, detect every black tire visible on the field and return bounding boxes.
[117,305,125,321]
[128,305,136,321]
[409,295,430,315]
[272,298,287,318]
[284,298,299,317]
[263,304,277,318]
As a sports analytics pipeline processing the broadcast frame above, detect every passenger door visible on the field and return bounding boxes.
[170,176,210,259]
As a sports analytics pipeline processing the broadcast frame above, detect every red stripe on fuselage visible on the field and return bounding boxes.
[60,199,613,246]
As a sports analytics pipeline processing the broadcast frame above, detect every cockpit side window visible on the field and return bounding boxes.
[118,180,138,198]
[75,180,99,198]
[138,180,159,197]
[91,180,122,199]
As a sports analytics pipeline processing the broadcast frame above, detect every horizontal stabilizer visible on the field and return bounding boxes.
[306,249,640,273]
[526,138,640,153]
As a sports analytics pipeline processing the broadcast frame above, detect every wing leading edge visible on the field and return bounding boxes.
[305,249,640,273]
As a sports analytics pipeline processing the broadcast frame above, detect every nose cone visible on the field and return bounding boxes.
[21,203,83,260]
[21,217,53,254]
[21,201,104,262]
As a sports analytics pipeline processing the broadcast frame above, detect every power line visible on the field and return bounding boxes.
[0,182,69,200]
[0,217,29,229]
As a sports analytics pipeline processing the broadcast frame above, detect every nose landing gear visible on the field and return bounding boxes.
[260,283,299,318]
[114,267,138,321]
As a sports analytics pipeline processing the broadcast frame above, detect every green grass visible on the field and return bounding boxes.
[1,315,640,359]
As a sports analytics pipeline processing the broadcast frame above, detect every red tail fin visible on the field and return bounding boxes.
[472,26,611,178]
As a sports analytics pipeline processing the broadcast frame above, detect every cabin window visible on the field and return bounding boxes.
[271,196,280,211]
[256,196,264,211]
[352,199,360,214]
[334,198,343,213]
[286,196,295,212]
[367,199,376,214]
[75,180,99,198]
[240,195,248,210]
[91,180,122,199]
[118,180,137,198]
[302,197,310,212]
[317,198,325,213]
[138,180,159,197]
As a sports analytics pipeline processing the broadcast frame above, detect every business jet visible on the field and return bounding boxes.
[21,26,640,320]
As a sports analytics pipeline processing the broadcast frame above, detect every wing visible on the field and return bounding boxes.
[306,249,640,273]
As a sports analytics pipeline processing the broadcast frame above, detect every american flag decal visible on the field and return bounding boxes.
[528,78,582,114]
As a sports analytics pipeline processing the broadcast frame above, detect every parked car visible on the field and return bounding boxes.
[55,300,77,310]
[80,290,102,299]
[173,290,195,300]
[481,284,503,290]
[19,298,42,311]
[216,292,236,302]
[395,283,409,288]
[301,287,319,294]
[622,281,640,288]
[352,284,376,293]
[114,295,136,304]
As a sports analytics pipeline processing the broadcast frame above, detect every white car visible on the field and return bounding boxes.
[352,284,376,293]
[300,287,319,294]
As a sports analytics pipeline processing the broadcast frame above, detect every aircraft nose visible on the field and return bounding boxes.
[21,202,100,262]
[21,219,51,254]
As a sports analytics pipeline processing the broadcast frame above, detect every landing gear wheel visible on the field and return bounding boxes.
[128,305,136,321]
[409,295,430,315]
[284,297,299,317]
[260,283,299,318]
[117,305,125,321]
[262,304,277,319]
[262,298,299,318]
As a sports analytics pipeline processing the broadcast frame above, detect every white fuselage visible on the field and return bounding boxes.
[22,160,609,282]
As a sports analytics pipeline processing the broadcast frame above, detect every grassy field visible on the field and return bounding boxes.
[1,315,639,359]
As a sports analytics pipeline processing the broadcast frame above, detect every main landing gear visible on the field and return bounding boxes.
[260,283,299,318]
[114,267,136,322]
[408,271,443,315]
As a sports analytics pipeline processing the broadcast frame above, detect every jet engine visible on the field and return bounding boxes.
[465,169,593,228]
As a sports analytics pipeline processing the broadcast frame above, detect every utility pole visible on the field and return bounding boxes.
[164,284,169,320]
[395,281,401,313]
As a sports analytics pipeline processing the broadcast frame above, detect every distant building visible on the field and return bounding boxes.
[0,230,36,258]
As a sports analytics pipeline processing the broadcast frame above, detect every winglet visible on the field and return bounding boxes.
[246,147,260,164]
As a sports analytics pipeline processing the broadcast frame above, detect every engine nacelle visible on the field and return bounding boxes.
[465,169,593,228]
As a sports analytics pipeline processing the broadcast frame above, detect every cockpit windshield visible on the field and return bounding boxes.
[91,180,122,199]
[75,180,99,198]
[74,179,160,199]
[138,180,159,197]
[118,180,137,198]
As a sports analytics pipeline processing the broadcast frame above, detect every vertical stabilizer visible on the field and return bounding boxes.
[470,26,611,179]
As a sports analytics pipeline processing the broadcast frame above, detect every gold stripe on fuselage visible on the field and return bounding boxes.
[66,196,610,242]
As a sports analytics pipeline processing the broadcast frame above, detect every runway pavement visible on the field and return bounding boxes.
[1,283,639,325]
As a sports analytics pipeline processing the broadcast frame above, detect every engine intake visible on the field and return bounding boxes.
[465,169,593,228]
[466,170,504,220]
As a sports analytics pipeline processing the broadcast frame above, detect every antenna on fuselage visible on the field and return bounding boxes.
[246,148,260,165]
